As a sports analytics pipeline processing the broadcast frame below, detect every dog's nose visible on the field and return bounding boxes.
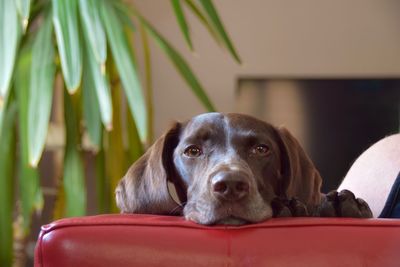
[211,172,250,201]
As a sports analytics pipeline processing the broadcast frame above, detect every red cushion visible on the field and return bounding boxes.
[34,214,400,267]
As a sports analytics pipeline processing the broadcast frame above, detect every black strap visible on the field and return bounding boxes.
[379,171,400,218]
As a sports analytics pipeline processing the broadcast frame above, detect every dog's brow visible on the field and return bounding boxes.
[231,130,270,147]
[234,130,262,141]
[184,127,216,144]
[235,129,256,137]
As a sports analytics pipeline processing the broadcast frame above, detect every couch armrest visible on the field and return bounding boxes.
[35,214,400,267]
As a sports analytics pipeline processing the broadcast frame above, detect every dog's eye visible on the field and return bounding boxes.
[252,144,270,156]
[184,145,202,157]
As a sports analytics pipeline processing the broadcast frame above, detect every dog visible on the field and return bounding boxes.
[116,113,372,225]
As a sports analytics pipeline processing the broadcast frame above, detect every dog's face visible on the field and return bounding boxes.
[173,113,283,224]
[116,113,322,225]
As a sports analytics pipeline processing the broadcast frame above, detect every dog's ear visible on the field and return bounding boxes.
[274,126,323,207]
[115,122,183,214]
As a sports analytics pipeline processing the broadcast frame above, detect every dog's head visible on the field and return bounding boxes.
[116,113,322,225]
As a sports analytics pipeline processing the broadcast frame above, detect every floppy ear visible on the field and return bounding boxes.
[115,122,183,214]
[274,127,323,207]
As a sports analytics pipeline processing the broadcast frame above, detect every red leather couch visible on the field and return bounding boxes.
[34,214,400,267]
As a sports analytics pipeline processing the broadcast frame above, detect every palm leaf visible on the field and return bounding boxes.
[95,145,108,213]
[78,0,107,64]
[0,101,16,267]
[100,0,147,142]
[52,184,66,220]
[139,23,154,145]
[16,0,31,31]
[14,41,44,233]
[199,0,241,63]
[82,30,113,132]
[133,9,215,111]
[171,0,193,51]
[0,0,21,100]
[28,12,55,167]
[112,1,136,32]
[106,82,127,212]
[52,0,82,93]
[126,102,144,163]
[0,111,3,137]
[81,56,102,149]
[18,165,43,233]
[63,90,86,217]
[81,63,102,148]
[0,93,8,138]
[63,145,86,216]
[183,0,221,45]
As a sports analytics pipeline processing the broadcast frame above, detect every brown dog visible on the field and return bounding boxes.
[116,113,372,225]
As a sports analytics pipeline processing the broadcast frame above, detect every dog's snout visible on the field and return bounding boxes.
[211,171,250,201]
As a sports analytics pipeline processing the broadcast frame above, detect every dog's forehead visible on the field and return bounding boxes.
[225,113,272,132]
[181,113,225,139]
[181,113,273,140]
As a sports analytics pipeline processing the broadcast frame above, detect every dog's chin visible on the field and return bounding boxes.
[214,216,249,225]
[185,213,270,226]
[186,215,249,225]
[183,198,273,225]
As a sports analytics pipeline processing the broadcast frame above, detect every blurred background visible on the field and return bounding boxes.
[1,0,400,266]
[139,0,400,189]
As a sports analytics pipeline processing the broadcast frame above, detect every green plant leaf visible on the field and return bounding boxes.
[16,0,31,31]
[19,162,43,234]
[139,23,154,145]
[199,0,241,64]
[171,0,193,51]
[0,0,21,100]
[28,12,55,167]
[82,70,102,148]
[0,101,16,267]
[82,28,113,134]
[126,99,144,164]
[14,41,44,234]
[82,57,102,149]
[112,1,136,32]
[0,109,3,136]
[52,0,82,93]
[183,0,221,45]
[78,0,107,64]
[63,90,86,217]
[101,1,147,142]
[0,92,9,138]
[52,184,66,220]
[63,145,86,216]
[106,83,127,213]
[95,145,108,213]
[133,10,215,112]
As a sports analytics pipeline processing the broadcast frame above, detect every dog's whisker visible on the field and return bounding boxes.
[169,203,186,215]
[177,201,187,208]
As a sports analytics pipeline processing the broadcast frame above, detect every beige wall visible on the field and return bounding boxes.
[134,0,400,136]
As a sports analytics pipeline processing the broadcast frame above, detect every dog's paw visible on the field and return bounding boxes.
[316,189,373,218]
[271,197,309,217]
